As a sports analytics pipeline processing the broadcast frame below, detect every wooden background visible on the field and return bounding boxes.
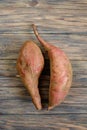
[0,0,87,129]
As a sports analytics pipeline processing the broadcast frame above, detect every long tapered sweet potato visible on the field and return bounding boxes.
[32,24,72,110]
[16,41,44,110]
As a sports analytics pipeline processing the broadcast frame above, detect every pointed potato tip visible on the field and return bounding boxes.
[48,106,54,110]
[37,107,42,110]
[48,104,58,110]
[36,105,42,110]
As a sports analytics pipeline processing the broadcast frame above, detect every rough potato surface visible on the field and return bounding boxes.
[17,41,44,110]
[32,24,72,110]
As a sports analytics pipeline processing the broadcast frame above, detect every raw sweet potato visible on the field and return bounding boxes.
[16,41,44,110]
[32,24,72,110]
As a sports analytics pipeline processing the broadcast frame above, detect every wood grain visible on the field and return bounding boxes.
[0,34,87,60]
[0,115,87,130]
[0,0,87,129]
[0,0,87,33]
[0,60,87,87]
[0,99,87,114]
[0,80,87,102]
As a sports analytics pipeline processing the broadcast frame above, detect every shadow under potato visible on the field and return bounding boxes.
[39,58,50,109]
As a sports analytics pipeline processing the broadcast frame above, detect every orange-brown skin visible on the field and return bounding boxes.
[32,24,72,110]
[16,41,44,110]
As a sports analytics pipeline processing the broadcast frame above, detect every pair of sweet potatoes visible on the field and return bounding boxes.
[16,24,72,110]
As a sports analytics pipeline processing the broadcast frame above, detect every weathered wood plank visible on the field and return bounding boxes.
[0,115,87,130]
[0,34,87,60]
[0,0,87,34]
[0,81,87,104]
[0,19,87,34]
[0,0,87,8]
[0,99,87,114]
[0,24,87,34]
[0,74,87,88]
[0,60,87,87]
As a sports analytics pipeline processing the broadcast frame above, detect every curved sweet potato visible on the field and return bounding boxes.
[16,41,44,110]
[32,24,72,110]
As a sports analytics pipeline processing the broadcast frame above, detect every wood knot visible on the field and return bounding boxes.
[29,0,38,7]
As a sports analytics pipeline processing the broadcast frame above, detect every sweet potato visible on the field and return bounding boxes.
[32,24,72,110]
[16,41,44,110]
